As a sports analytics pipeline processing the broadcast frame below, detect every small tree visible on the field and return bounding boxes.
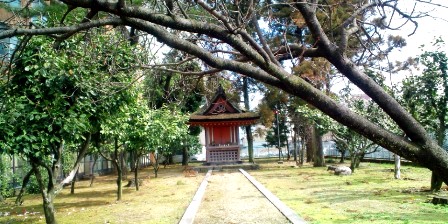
[123,94,166,191]
[332,99,384,172]
[146,107,191,177]
[0,36,92,223]
[100,103,134,200]
[333,124,378,172]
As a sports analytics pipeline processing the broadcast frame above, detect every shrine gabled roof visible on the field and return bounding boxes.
[188,112,260,126]
[202,85,241,115]
[188,85,260,126]
[189,111,260,121]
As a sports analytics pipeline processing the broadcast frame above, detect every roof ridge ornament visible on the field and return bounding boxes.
[217,84,225,98]
[201,84,241,115]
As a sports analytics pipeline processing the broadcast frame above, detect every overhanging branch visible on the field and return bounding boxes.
[0,18,124,39]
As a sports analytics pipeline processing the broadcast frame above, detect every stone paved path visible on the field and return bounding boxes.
[193,171,291,224]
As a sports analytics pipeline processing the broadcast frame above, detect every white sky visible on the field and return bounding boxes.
[390,0,448,65]
[333,0,448,94]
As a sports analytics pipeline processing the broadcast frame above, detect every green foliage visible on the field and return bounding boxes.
[0,36,90,158]
[140,49,204,158]
[0,154,12,198]
[146,107,190,156]
[100,88,200,161]
[295,105,333,135]
[0,24,142,154]
[143,49,204,112]
[401,42,448,146]
[0,29,145,213]
[61,149,76,176]
[331,98,386,170]
[183,134,202,156]
[265,112,289,148]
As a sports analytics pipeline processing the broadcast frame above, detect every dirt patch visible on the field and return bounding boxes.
[194,171,290,224]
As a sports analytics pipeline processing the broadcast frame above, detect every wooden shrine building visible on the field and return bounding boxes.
[188,86,259,163]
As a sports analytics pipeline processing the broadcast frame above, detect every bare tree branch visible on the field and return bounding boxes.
[251,13,281,67]
[144,66,222,76]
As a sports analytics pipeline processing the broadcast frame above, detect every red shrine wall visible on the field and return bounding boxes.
[205,126,239,146]
[212,126,230,145]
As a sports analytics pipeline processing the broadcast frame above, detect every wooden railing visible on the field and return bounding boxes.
[206,145,241,162]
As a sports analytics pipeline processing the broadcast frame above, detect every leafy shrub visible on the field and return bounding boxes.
[0,155,13,198]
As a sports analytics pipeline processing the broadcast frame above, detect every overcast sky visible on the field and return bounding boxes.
[393,0,448,58]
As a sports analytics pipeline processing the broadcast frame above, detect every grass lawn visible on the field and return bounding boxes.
[0,165,204,224]
[0,160,447,223]
[249,159,448,224]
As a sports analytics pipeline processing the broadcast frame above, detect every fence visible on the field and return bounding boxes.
[324,146,395,161]
[77,153,152,177]
[4,152,153,189]
[239,140,396,161]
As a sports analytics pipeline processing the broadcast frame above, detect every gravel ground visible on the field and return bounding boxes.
[193,171,291,224]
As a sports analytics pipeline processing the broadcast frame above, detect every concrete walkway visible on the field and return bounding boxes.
[179,169,306,224]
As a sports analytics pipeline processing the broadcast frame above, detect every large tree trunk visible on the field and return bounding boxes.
[243,76,255,163]
[70,167,78,194]
[305,123,314,163]
[182,147,189,166]
[90,154,98,187]
[114,138,122,201]
[314,130,325,167]
[431,173,443,192]
[293,125,298,162]
[305,123,324,166]
[134,156,140,191]
[431,128,446,190]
